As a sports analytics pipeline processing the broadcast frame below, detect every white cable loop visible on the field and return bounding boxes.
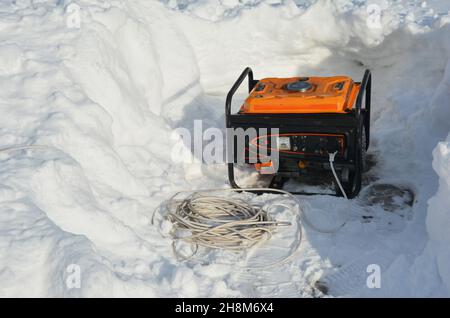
[0,145,53,154]
[168,189,293,250]
[154,170,351,269]
[153,188,302,268]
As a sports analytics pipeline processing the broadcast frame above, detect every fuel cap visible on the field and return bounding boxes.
[285,80,312,92]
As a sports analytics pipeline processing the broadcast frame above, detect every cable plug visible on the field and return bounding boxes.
[328,151,338,163]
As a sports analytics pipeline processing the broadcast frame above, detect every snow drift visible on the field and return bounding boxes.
[0,0,449,297]
[426,61,450,292]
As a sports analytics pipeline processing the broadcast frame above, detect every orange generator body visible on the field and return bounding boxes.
[226,68,372,198]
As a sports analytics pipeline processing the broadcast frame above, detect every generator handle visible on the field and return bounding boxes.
[349,69,371,199]
[226,67,258,190]
[355,69,371,118]
[355,69,371,150]
[225,67,258,128]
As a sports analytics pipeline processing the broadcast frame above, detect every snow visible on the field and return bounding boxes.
[427,130,450,292]
[0,0,450,297]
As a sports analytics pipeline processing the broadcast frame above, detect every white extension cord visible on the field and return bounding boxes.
[0,144,53,154]
[329,151,348,200]
[156,187,302,268]
[157,152,350,267]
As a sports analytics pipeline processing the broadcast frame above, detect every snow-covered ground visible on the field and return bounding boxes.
[0,0,449,297]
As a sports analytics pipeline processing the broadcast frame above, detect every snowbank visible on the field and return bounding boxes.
[427,136,450,292]
[0,0,206,297]
[428,66,450,289]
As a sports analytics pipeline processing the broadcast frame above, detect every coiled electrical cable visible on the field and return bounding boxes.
[155,153,351,267]
[153,188,302,267]
[167,191,292,251]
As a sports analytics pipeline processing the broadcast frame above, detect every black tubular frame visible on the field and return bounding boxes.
[226,67,372,198]
[225,67,258,128]
[356,69,372,149]
[225,67,257,189]
[348,69,372,198]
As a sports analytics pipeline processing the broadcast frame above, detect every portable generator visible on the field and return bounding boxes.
[226,67,372,198]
